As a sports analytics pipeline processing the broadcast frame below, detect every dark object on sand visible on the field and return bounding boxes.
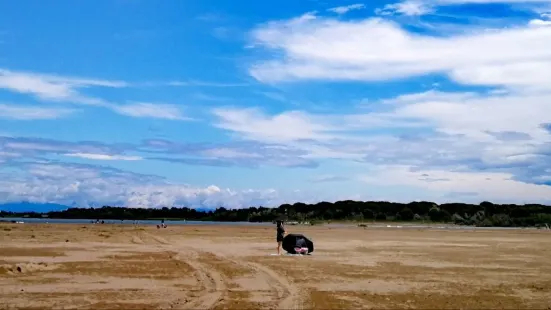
[282,233,314,254]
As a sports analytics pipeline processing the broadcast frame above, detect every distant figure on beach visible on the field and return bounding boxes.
[276,219,286,255]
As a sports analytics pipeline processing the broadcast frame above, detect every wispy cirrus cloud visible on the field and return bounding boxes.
[141,138,317,168]
[0,135,317,169]
[0,68,126,102]
[375,1,433,16]
[211,107,348,143]
[327,3,366,14]
[0,68,194,121]
[0,103,76,120]
[248,12,551,89]
[377,0,551,16]
[0,136,133,161]
[163,80,250,88]
[112,102,191,121]
[310,175,350,183]
[64,153,143,161]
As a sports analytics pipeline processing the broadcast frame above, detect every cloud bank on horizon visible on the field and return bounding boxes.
[1,0,551,209]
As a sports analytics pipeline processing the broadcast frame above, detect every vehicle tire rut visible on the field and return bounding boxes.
[203,251,303,310]
[175,249,227,310]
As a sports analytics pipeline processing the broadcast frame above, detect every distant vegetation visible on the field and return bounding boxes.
[1,200,551,228]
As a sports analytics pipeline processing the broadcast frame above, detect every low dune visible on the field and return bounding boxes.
[1,223,550,309]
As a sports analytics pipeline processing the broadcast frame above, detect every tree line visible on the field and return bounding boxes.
[2,200,551,227]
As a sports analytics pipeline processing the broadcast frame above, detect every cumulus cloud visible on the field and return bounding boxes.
[0,134,321,208]
[529,18,551,25]
[0,162,339,209]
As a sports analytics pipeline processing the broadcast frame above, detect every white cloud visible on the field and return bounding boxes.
[388,90,551,142]
[360,165,551,204]
[111,102,191,120]
[376,1,433,16]
[0,103,75,120]
[378,0,551,16]
[0,69,195,121]
[212,107,342,143]
[435,0,551,4]
[209,87,551,195]
[244,10,551,173]
[310,175,349,183]
[529,18,551,26]
[0,162,340,208]
[327,4,366,14]
[1,137,126,156]
[211,105,428,146]
[203,148,263,159]
[64,153,143,161]
[166,80,249,87]
[248,14,551,91]
[0,68,126,102]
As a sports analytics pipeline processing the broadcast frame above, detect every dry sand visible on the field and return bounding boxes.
[1,222,550,309]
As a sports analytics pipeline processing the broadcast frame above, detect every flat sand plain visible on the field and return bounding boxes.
[1,223,550,309]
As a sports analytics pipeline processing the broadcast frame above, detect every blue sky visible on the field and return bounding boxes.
[1,0,551,209]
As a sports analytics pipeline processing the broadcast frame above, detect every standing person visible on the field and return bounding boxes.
[276,220,286,255]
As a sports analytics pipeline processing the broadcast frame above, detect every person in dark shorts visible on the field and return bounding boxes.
[276,220,286,255]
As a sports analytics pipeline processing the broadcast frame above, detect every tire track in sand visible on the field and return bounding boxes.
[128,232,189,309]
[141,232,171,245]
[138,233,228,309]
[177,250,227,310]
[133,232,227,309]
[246,261,302,309]
[205,251,302,310]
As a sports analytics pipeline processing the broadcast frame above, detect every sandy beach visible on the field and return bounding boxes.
[1,222,550,309]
